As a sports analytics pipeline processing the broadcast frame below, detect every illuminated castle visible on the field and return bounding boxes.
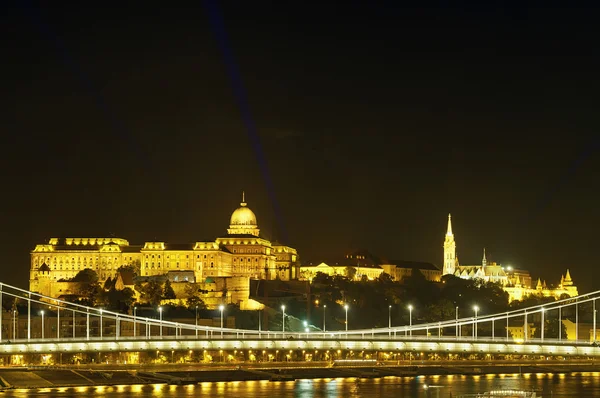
[29,193,299,295]
[442,214,578,302]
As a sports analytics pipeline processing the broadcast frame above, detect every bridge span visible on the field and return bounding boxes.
[0,282,599,360]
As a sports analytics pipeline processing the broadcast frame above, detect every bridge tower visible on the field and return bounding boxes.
[443,214,456,276]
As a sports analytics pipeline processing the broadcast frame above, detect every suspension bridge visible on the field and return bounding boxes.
[0,283,599,363]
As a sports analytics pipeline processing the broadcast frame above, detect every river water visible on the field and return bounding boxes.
[4,373,598,397]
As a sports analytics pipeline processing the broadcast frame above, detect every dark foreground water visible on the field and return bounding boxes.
[5,372,600,397]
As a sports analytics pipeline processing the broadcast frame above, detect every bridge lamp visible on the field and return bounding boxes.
[388,305,392,329]
[473,305,479,339]
[133,306,138,338]
[344,304,349,331]
[540,307,545,341]
[323,304,327,332]
[408,305,413,336]
[219,305,225,337]
[281,305,286,333]
[158,307,163,337]
[99,308,104,339]
[195,305,199,338]
[40,310,45,339]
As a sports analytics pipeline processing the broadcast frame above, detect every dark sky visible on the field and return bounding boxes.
[1,2,599,291]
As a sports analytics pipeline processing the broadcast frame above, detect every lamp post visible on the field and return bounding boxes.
[40,310,45,339]
[133,306,137,338]
[195,305,199,338]
[219,305,225,337]
[540,307,545,341]
[408,305,413,336]
[456,306,459,338]
[281,305,286,333]
[303,320,309,337]
[12,310,16,339]
[559,307,562,341]
[99,309,103,339]
[388,305,392,336]
[473,305,479,339]
[323,305,327,333]
[594,299,597,342]
[344,304,349,332]
[158,307,163,337]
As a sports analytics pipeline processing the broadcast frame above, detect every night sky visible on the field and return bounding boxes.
[1,3,599,291]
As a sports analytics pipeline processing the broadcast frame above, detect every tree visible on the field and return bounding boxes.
[533,319,568,339]
[103,277,115,290]
[105,287,136,312]
[345,266,357,280]
[71,269,99,284]
[135,281,163,306]
[76,282,103,307]
[163,280,176,300]
[184,283,206,309]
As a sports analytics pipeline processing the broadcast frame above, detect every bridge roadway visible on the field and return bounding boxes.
[2,335,600,357]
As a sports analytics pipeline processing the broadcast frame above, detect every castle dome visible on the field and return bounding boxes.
[227,192,260,237]
[230,202,257,227]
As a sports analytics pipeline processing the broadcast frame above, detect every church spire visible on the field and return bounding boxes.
[482,247,487,267]
[443,213,456,276]
[446,214,453,236]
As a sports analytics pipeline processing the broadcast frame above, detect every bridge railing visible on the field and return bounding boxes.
[0,282,598,345]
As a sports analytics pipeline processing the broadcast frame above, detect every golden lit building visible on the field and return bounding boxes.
[380,261,442,283]
[299,250,384,281]
[442,213,578,303]
[30,193,299,296]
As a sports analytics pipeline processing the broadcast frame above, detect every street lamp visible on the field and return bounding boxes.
[473,305,479,339]
[323,304,327,332]
[540,307,545,341]
[281,305,286,333]
[195,305,199,338]
[158,307,163,337]
[344,304,349,331]
[456,306,459,338]
[133,306,137,338]
[219,305,225,337]
[99,308,103,339]
[40,310,45,339]
[408,305,413,336]
[303,320,309,335]
[12,310,16,339]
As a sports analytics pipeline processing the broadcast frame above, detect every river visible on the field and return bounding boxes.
[4,372,598,397]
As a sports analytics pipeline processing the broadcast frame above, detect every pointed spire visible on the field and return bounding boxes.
[536,278,542,290]
[446,213,453,236]
[565,269,572,281]
[241,191,247,207]
[482,247,487,267]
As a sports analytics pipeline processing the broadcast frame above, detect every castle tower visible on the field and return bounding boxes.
[443,214,456,275]
[563,269,573,287]
[482,247,487,268]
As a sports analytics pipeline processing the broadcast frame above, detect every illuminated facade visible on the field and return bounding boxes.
[30,194,299,295]
[442,214,578,302]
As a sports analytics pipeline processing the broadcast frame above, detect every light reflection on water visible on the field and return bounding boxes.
[4,373,599,397]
